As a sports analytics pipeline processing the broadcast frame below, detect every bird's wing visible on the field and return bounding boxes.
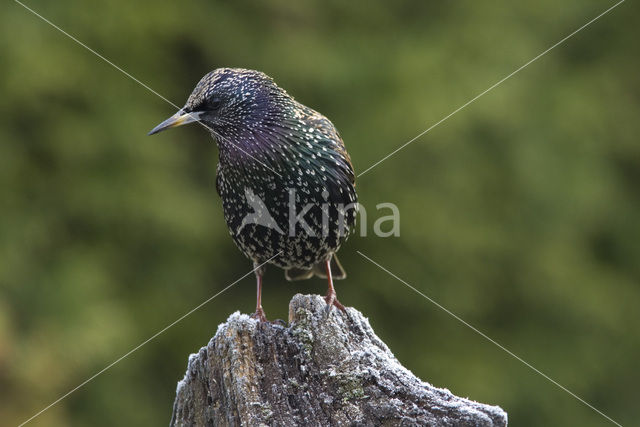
[303,108,356,186]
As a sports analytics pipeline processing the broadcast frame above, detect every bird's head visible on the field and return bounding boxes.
[148,68,286,138]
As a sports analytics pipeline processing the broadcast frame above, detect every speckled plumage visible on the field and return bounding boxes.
[150,68,357,320]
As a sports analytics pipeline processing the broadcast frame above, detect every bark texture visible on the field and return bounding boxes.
[171,294,507,426]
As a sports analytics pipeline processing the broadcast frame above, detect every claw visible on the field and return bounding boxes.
[273,318,287,327]
[324,291,346,317]
[251,307,268,323]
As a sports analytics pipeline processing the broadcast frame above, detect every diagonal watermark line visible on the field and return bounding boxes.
[357,251,623,427]
[357,0,625,177]
[13,0,283,178]
[18,253,281,427]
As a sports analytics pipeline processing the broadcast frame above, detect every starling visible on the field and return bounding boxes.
[149,68,357,321]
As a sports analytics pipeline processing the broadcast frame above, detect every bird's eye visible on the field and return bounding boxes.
[204,97,222,111]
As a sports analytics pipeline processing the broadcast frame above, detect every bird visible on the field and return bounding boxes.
[148,68,358,322]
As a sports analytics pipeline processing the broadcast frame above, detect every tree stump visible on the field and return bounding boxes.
[170,294,507,426]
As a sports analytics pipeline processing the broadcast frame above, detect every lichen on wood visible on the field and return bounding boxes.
[171,294,507,426]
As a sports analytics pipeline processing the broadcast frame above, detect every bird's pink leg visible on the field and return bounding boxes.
[251,271,268,322]
[324,258,346,312]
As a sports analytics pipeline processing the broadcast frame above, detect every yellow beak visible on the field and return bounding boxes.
[148,110,200,135]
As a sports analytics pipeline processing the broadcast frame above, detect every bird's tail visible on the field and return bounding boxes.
[284,255,347,281]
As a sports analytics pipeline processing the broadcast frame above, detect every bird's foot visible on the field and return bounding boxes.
[272,318,287,327]
[251,307,287,326]
[324,291,346,316]
[251,307,269,322]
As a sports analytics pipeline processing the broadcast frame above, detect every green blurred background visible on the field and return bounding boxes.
[1,1,638,425]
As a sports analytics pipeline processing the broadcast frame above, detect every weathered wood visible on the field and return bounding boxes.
[171,294,507,426]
